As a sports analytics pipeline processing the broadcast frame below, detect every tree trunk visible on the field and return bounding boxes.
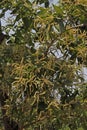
[0,90,19,130]
[0,21,22,130]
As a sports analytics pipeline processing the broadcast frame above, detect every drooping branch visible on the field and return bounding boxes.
[67,24,87,31]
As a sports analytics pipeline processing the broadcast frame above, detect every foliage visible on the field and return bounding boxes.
[0,0,87,130]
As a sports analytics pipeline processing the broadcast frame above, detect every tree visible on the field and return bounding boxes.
[0,0,87,130]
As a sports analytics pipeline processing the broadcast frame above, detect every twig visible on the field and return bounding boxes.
[67,24,85,30]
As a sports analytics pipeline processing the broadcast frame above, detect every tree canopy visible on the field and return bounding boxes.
[0,0,87,130]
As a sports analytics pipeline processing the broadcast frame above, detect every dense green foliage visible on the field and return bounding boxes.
[0,0,87,130]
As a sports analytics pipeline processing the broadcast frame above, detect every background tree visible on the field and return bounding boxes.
[0,0,87,130]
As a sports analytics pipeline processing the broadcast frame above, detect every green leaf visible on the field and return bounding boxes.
[77,127,84,130]
[37,7,49,18]
[22,17,30,29]
[59,20,65,33]
[53,5,63,17]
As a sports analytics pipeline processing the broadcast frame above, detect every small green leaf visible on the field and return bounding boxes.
[53,5,63,16]
[77,127,84,130]
[37,7,49,18]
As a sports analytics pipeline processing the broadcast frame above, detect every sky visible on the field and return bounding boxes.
[50,0,58,4]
